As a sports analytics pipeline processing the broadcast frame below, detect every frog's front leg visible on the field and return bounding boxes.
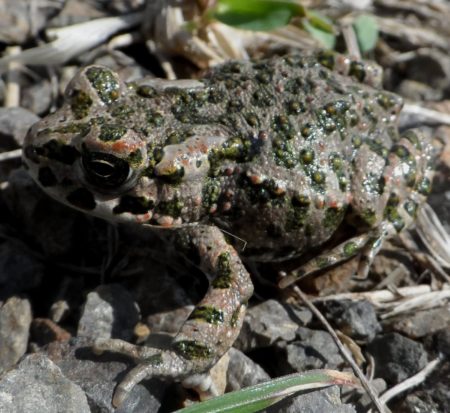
[93,225,254,407]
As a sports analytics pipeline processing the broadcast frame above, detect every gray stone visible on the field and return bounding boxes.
[235,300,298,352]
[279,328,344,374]
[319,299,381,342]
[265,385,356,413]
[227,347,270,391]
[367,333,428,384]
[395,394,440,413]
[0,0,66,44]
[0,296,32,375]
[385,308,450,338]
[0,353,90,413]
[78,284,140,341]
[0,107,39,147]
[44,337,163,412]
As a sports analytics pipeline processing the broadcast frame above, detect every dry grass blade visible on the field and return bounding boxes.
[0,149,22,162]
[0,13,142,71]
[378,357,441,405]
[416,203,450,268]
[291,285,389,413]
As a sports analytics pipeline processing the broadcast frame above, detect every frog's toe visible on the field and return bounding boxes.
[93,338,190,406]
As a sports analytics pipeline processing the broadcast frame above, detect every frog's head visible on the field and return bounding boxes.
[22,65,155,223]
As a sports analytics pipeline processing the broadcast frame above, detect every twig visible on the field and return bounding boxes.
[291,285,388,413]
[379,358,441,405]
[5,46,21,107]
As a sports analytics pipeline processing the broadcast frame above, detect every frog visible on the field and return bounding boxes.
[22,50,437,406]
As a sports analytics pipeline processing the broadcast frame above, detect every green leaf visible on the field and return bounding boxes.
[302,18,336,49]
[174,370,359,413]
[352,14,379,53]
[211,0,305,31]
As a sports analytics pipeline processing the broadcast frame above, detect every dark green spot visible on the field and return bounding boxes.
[173,340,212,360]
[70,90,93,119]
[212,252,232,289]
[85,67,120,104]
[99,124,127,142]
[188,306,224,325]
[343,241,359,257]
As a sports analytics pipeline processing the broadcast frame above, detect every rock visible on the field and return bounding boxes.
[433,328,450,358]
[21,80,53,116]
[235,300,298,352]
[266,385,356,413]
[394,394,440,413]
[78,284,140,341]
[226,347,270,391]
[318,299,381,342]
[0,296,32,375]
[385,308,450,339]
[44,338,163,412]
[278,327,344,374]
[0,353,90,413]
[367,333,428,384]
[0,0,66,44]
[288,305,313,326]
[0,107,39,148]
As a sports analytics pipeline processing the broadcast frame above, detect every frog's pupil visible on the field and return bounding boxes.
[82,152,130,188]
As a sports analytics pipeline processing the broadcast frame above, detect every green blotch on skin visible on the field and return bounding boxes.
[99,124,127,142]
[300,149,314,164]
[416,177,432,195]
[384,195,405,232]
[85,67,120,104]
[230,306,242,327]
[361,208,377,226]
[343,241,359,257]
[316,256,331,269]
[376,92,400,110]
[403,131,422,150]
[35,139,80,165]
[126,150,143,168]
[202,178,221,210]
[317,50,335,70]
[157,165,185,185]
[113,196,154,215]
[324,207,345,229]
[154,198,184,218]
[173,340,212,360]
[212,252,233,289]
[273,138,298,169]
[188,306,225,325]
[136,85,157,98]
[404,200,418,217]
[146,110,165,127]
[349,61,366,82]
[70,90,93,119]
[52,123,91,136]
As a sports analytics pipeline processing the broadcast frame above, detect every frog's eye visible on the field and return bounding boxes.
[82,152,131,188]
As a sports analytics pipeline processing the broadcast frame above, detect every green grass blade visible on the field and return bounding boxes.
[175,369,359,413]
[211,0,305,31]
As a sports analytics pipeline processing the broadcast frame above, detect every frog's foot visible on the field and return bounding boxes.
[94,338,193,407]
[279,233,372,289]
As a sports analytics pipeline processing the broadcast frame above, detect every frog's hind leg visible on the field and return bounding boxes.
[93,225,254,407]
[280,130,436,289]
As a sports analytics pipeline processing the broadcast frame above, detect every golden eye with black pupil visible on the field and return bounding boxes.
[82,152,130,188]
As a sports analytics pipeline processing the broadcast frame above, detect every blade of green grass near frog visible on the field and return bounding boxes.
[174,370,359,413]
